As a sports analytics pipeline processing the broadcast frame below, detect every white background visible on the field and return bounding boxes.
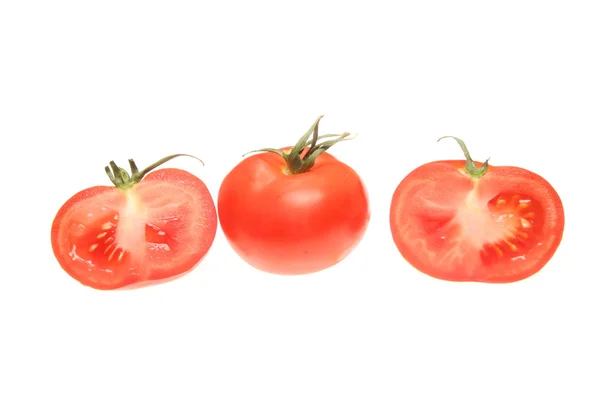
[1,1,599,399]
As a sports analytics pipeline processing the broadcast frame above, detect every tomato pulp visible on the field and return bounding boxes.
[51,155,217,290]
[389,137,564,283]
[218,116,370,275]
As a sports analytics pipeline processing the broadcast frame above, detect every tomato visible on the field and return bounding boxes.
[390,137,564,283]
[51,155,217,290]
[217,116,370,275]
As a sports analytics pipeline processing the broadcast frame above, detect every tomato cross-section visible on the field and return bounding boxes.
[51,156,217,290]
[390,138,564,283]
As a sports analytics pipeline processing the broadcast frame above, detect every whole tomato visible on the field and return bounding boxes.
[218,116,370,275]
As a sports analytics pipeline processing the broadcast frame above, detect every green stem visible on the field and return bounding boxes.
[104,154,204,190]
[243,115,357,174]
[437,136,489,179]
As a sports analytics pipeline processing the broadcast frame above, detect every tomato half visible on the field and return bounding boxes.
[389,137,564,283]
[51,155,217,290]
[217,116,370,275]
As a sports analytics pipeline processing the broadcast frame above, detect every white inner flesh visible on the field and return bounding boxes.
[114,191,148,260]
[454,183,507,250]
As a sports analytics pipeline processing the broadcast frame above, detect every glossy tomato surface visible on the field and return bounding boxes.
[218,150,370,275]
[390,160,564,283]
[51,168,217,290]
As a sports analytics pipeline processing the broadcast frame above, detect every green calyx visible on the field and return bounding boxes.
[243,115,357,174]
[438,136,490,179]
[104,154,204,190]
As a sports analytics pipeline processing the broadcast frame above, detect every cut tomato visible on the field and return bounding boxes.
[389,137,564,283]
[51,155,217,290]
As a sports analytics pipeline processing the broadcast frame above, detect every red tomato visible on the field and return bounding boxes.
[217,116,370,275]
[390,137,564,283]
[51,155,217,290]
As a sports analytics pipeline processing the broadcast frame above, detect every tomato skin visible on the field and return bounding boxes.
[390,160,564,283]
[217,150,370,275]
[51,168,217,290]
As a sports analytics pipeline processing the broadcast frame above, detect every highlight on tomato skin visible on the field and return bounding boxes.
[217,115,371,275]
[389,137,565,284]
[50,154,218,290]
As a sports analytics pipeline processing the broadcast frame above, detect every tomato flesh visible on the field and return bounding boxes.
[52,168,217,289]
[218,151,370,275]
[390,161,564,283]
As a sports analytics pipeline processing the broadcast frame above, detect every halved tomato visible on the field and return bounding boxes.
[51,155,217,290]
[389,137,564,283]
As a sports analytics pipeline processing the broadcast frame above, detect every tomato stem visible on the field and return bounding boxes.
[104,154,204,190]
[243,115,357,174]
[438,136,489,179]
